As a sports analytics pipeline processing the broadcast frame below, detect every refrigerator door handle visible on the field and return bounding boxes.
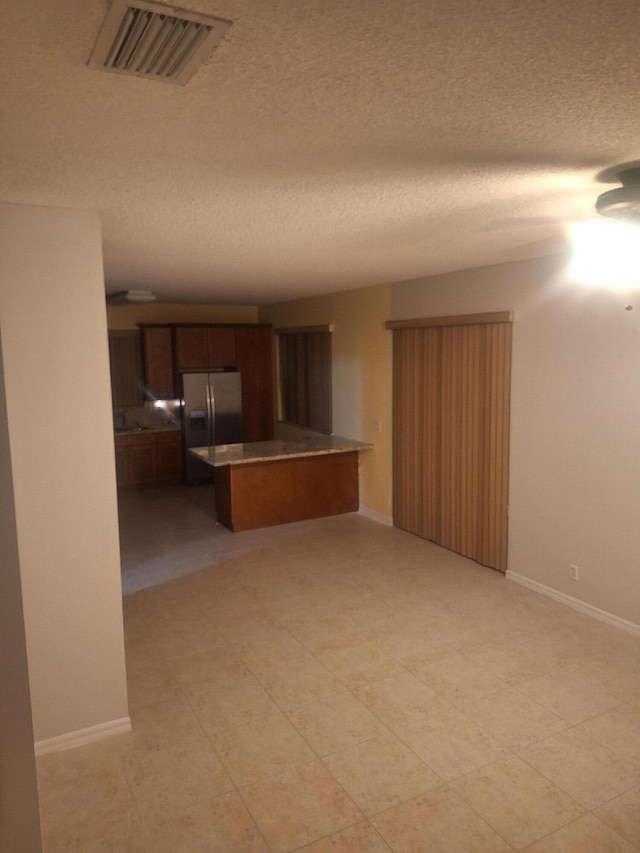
[207,378,215,447]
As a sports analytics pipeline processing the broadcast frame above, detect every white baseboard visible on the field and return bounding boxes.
[35,715,132,757]
[358,506,393,526]
[506,571,640,636]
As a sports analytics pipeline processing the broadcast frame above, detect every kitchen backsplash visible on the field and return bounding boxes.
[113,401,181,431]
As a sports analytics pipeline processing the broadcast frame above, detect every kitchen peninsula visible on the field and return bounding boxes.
[190,435,372,531]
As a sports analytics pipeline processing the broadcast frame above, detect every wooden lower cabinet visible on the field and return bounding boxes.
[155,431,182,482]
[127,434,156,485]
[115,430,182,487]
[215,452,359,532]
[114,435,130,487]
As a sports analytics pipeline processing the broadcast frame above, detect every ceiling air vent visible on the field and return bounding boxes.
[88,0,232,85]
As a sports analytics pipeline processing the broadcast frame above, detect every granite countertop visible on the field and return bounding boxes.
[114,424,181,436]
[189,435,373,467]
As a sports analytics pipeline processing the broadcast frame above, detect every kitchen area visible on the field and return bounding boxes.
[109,318,370,550]
[109,321,274,489]
[109,318,277,592]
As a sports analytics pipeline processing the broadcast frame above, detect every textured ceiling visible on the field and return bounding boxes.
[2,0,639,304]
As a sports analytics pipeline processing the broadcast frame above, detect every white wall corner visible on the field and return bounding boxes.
[506,571,640,636]
[35,716,132,757]
[1,203,129,744]
[358,505,393,526]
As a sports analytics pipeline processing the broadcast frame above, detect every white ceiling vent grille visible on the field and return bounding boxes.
[88,0,232,85]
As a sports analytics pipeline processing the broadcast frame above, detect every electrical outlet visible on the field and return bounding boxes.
[569,564,579,581]
[373,420,381,433]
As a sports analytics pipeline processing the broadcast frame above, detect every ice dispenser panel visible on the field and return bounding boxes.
[189,410,207,431]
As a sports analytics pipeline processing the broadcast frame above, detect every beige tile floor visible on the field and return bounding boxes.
[37,487,640,851]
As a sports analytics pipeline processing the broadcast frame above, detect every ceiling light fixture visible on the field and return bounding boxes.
[106,290,157,303]
[595,168,640,221]
[568,219,640,290]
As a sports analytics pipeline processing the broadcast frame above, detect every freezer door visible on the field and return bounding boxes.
[182,372,213,448]
[210,372,242,445]
[182,371,215,484]
[181,371,242,485]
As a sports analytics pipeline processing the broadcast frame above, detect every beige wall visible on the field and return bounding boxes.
[0,332,42,850]
[391,254,640,628]
[0,203,129,744]
[107,302,259,330]
[261,284,393,521]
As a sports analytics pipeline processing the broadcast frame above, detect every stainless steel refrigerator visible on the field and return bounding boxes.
[181,370,242,484]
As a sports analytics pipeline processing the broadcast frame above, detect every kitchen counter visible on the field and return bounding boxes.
[190,435,372,532]
[189,435,371,467]
[114,424,181,435]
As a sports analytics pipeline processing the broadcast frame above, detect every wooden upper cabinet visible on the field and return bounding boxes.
[174,325,237,370]
[137,322,273,442]
[236,325,274,442]
[140,325,175,400]
[174,325,208,369]
[108,331,143,407]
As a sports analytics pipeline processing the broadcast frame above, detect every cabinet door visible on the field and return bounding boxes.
[141,326,175,399]
[236,326,274,442]
[175,325,238,369]
[108,332,143,407]
[155,431,182,483]
[206,326,237,368]
[127,434,157,485]
[175,326,209,370]
[114,435,129,488]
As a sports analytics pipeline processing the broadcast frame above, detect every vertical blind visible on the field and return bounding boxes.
[387,312,512,572]
[276,326,332,434]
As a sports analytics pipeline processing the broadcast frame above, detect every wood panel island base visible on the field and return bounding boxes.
[189,437,371,532]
